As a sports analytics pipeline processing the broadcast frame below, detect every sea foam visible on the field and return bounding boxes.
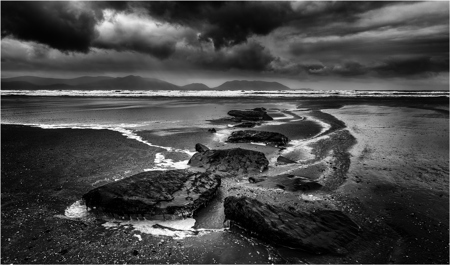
[1,89,448,98]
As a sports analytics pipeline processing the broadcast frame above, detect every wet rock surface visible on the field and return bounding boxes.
[82,170,220,219]
[188,145,269,174]
[233,121,261,128]
[277,156,297,165]
[227,109,273,121]
[227,130,289,146]
[224,196,360,254]
[250,174,323,192]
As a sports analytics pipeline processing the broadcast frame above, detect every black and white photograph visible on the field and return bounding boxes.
[1,1,449,264]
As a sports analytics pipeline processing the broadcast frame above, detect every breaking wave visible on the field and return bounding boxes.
[2,89,448,98]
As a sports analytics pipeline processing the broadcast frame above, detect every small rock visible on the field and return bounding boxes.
[195,143,210,153]
[248,176,266,183]
[228,109,273,121]
[189,147,269,174]
[208,128,217,133]
[227,130,289,146]
[277,156,296,165]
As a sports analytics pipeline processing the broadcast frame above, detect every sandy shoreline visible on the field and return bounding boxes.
[1,97,449,264]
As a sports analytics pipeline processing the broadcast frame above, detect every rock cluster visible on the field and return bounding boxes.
[82,170,220,220]
[227,130,289,146]
[227,108,273,121]
[188,145,269,174]
[224,196,359,254]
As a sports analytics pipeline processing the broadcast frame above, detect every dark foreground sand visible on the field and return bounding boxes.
[1,97,448,264]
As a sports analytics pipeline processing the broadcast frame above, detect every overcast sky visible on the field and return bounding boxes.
[1,1,449,90]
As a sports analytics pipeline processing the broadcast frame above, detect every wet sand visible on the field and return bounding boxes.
[1,97,449,264]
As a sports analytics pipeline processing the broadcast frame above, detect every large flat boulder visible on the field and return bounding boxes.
[227,109,273,121]
[188,146,268,174]
[224,196,359,254]
[227,130,289,146]
[82,170,220,220]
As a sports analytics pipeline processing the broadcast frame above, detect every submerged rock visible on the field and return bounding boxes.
[227,109,273,121]
[224,196,359,254]
[227,130,289,146]
[188,145,269,174]
[82,170,220,220]
[233,121,260,128]
[277,156,297,165]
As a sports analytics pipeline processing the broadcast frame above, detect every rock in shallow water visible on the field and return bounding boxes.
[277,156,297,165]
[227,109,273,121]
[188,146,268,174]
[82,170,220,219]
[227,130,289,146]
[224,196,359,254]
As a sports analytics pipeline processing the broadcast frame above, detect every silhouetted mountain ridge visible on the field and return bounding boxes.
[1,75,301,90]
[214,80,290,90]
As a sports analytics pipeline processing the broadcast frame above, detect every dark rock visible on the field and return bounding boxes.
[248,176,266,183]
[224,196,359,254]
[233,122,260,128]
[227,130,289,146]
[295,180,322,192]
[227,110,273,121]
[195,143,210,153]
[208,128,216,133]
[259,174,322,192]
[188,148,268,174]
[253,107,267,112]
[82,170,220,219]
[277,156,297,165]
[276,184,285,190]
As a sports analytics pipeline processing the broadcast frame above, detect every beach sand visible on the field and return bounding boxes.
[1,97,448,264]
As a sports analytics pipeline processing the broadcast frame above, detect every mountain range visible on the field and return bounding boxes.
[1,75,308,91]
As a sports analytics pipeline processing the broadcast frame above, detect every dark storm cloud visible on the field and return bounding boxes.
[0,1,290,58]
[140,1,293,49]
[180,42,275,71]
[1,1,449,83]
[1,2,131,53]
[1,1,98,53]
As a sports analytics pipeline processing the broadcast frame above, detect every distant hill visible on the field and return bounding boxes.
[290,88,314,91]
[2,76,113,86]
[214,80,290,90]
[181,83,211,90]
[2,75,296,91]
